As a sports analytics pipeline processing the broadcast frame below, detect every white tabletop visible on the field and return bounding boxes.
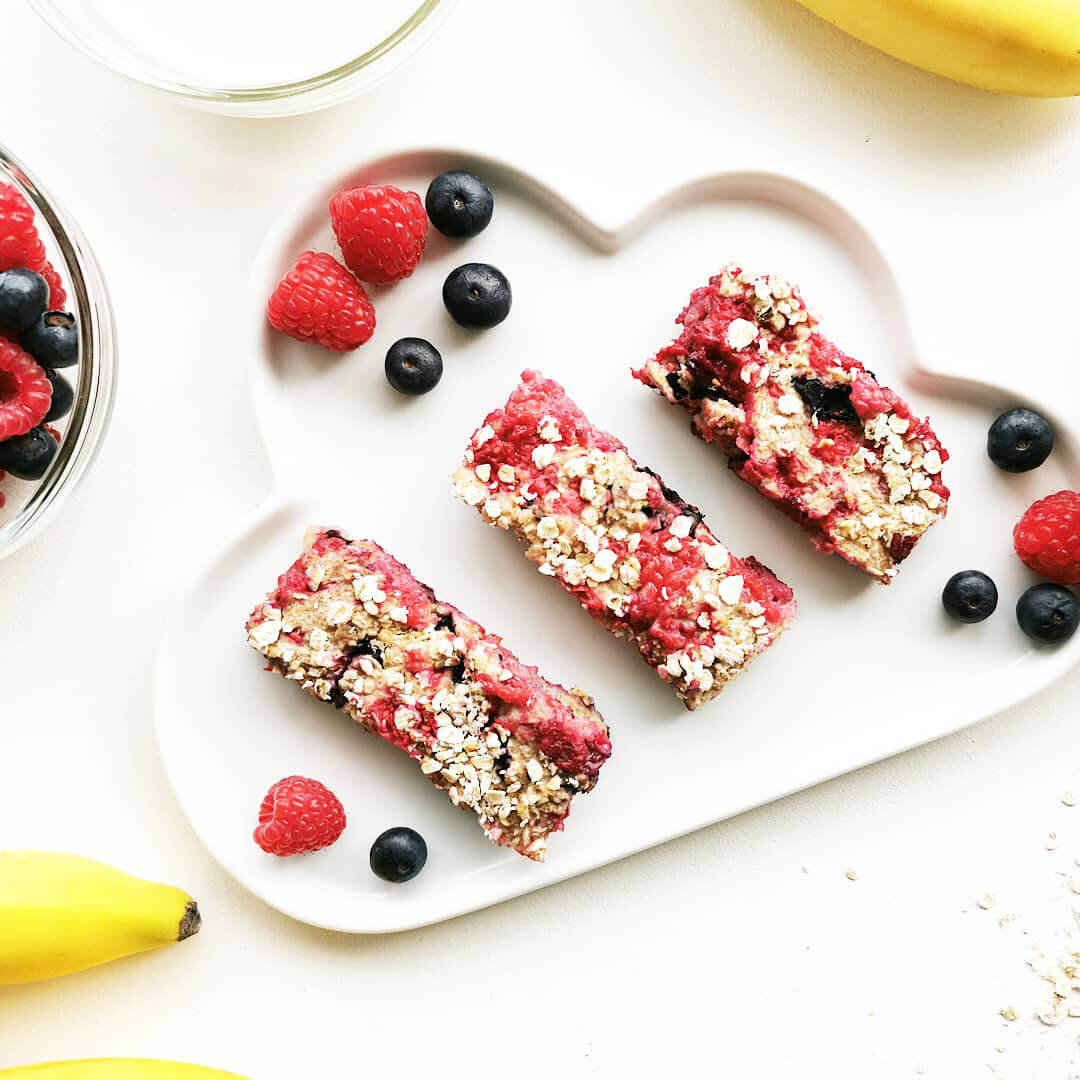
[2,2,1079,1076]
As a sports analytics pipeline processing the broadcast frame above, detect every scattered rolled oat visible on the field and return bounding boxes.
[846,867,858,881]
[978,893,997,911]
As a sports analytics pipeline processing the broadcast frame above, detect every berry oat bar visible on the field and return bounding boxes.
[452,370,796,710]
[246,528,611,861]
[633,265,950,582]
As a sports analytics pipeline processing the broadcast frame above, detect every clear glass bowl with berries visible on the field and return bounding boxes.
[0,144,117,560]
[27,0,456,117]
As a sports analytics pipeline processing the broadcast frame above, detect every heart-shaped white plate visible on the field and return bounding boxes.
[153,150,1080,933]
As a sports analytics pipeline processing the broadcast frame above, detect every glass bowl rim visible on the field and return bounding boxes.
[26,0,449,106]
[0,142,118,560]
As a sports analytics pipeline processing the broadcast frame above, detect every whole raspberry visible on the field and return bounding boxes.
[0,338,52,440]
[267,250,376,352]
[254,775,347,857]
[40,261,66,311]
[330,184,428,285]
[1014,490,1080,585]
[0,184,46,274]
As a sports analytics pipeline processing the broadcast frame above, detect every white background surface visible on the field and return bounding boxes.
[2,1,1080,1076]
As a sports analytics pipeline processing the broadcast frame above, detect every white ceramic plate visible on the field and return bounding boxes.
[153,150,1080,933]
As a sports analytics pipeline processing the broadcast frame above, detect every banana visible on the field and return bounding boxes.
[794,0,1080,96]
[0,851,200,985]
[0,1061,246,1079]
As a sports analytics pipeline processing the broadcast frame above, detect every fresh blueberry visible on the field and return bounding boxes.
[0,425,58,481]
[425,170,494,239]
[43,368,74,422]
[987,408,1054,473]
[20,311,78,369]
[385,337,443,395]
[941,570,998,623]
[370,826,427,883]
[442,263,511,329]
[1016,583,1079,644]
[0,269,49,333]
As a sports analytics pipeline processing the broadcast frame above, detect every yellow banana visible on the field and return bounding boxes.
[0,1062,246,1079]
[0,851,200,985]
[793,0,1080,96]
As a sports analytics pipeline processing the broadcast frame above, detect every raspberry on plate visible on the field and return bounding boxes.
[1014,490,1080,585]
[0,183,47,274]
[253,775,347,857]
[0,338,52,440]
[329,184,427,285]
[266,250,376,352]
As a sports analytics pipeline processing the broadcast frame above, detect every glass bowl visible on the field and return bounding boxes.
[27,0,456,117]
[0,144,117,560]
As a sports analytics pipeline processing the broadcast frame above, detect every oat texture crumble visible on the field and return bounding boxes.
[634,265,951,582]
[246,528,611,860]
[452,370,796,710]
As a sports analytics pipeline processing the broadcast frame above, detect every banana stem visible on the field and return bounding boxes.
[177,901,201,942]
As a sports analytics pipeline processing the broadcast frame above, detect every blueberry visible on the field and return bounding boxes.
[20,311,78,369]
[792,376,859,426]
[942,570,998,623]
[1016,583,1079,644]
[370,827,427,883]
[385,337,443,395]
[425,170,494,239]
[0,425,58,481]
[0,269,49,333]
[43,368,74,422]
[442,263,511,329]
[987,408,1054,473]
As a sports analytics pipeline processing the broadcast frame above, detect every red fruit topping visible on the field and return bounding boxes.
[267,250,376,352]
[253,775,347,856]
[0,183,46,274]
[1014,490,1080,585]
[329,184,427,285]
[40,261,67,310]
[0,338,52,440]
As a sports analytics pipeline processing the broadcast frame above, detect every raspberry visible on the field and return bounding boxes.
[0,184,46,274]
[0,338,52,440]
[1014,490,1080,585]
[330,184,428,285]
[253,775,346,856]
[40,261,66,310]
[267,250,376,352]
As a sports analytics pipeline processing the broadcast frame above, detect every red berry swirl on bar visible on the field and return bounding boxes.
[452,370,796,710]
[247,528,610,861]
[634,265,950,582]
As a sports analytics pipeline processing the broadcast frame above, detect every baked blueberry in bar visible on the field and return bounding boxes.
[246,528,611,861]
[452,370,796,710]
[633,265,950,582]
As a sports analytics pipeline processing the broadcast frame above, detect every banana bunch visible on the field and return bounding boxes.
[0,851,200,985]
[794,0,1080,96]
[0,1062,246,1079]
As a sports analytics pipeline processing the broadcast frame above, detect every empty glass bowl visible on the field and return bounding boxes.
[0,143,117,560]
[28,0,456,116]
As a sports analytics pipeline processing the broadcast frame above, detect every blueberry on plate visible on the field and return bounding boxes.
[370,826,427,883]
[987,408,1053,473]
[21,311,78,368]
[43,368,74,422]
[0,269,49,333]
[442,263,511,329]
[1016,583,1079,644]
[942,570,998,623]
[425,170,494,239]
[385,337,443,395]
[0,425,58,480]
